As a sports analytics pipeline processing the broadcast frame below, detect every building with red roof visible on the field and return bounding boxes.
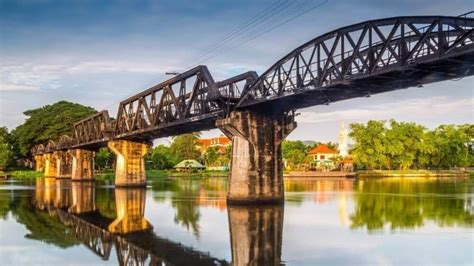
[307,144,338,161]
[196,135,231,155]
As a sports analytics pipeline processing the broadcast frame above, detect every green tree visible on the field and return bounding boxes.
[430,125,469,168]
[386,120,427,170]
[349,120,473,170]
[95,148,114,171]
[459,124,474,167]
[170,132,201,162]
[202,146,220,166]
[147,145,176,169]
[0,136,11,170]
[12,101,96,156]
[350,120,388,170]
[282,140,308,169]
[0,127,13,169]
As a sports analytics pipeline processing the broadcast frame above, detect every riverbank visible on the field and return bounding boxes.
[2,170,43,179]
[95,169,229,181]
[284,171,355,178]
[356,169,470,178]
[4,169,471,181]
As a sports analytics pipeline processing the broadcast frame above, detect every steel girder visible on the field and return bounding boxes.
[111,65,256,141]
[236,16,474,110]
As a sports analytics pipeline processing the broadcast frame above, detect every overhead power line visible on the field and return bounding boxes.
[179,0,295,68]
[179,0,329,70]
[179,0,291,65]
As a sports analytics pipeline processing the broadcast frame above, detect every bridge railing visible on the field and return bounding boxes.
[57,135,73,150]
[44,140,57,154]
[31,144,45,156]
[72,110,113,147]
[112,65,219,139]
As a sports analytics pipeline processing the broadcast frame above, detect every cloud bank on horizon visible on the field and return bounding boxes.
[1,0,473,142]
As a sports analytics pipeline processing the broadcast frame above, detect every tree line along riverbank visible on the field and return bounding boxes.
[1,101,473,177]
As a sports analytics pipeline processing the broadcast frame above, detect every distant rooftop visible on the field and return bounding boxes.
[307,144,337,155]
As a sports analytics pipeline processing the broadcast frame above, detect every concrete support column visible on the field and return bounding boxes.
[70,149,94,181]
[228,205,283,266]
[34,155,45,172]
[108,188,151,234]
[108,140,150,187]
[55,150,72,178]
[217,110,296,203]
[44,153,58,177]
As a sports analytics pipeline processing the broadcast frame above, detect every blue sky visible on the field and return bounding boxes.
[1,0,473,143]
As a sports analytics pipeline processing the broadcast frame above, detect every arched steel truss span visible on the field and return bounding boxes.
[237,15,474,110]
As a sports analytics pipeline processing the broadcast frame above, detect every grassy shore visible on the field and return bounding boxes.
[4,169,228,181]
[94,169,170,181]
[3,169,44,179]
[356,169,470,178]
[5,168,469,180]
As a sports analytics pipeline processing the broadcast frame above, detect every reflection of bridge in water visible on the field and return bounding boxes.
[34,179,229,265]
[33,179,284,266]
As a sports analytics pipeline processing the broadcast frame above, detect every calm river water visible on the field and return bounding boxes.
[0,177,472,265]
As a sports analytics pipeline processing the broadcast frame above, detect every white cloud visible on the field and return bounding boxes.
[296,96,474,124]
[1,63,63,91]
[0,82,39,91]
[0,61,172,92]
[66,61,169,75]
[0,60,270,92]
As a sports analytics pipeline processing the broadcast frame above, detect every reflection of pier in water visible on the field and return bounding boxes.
[34,180,229,265]
[228,205,283,266]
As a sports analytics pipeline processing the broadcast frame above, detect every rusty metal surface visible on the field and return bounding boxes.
[237,16,474,110]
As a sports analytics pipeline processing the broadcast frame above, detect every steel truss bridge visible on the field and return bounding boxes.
[32,15,474,154]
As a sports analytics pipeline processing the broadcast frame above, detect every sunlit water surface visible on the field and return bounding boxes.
[0,177,473,265]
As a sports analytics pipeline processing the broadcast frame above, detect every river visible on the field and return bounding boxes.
[0,177,472,265]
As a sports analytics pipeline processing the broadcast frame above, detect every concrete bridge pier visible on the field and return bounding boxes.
[228,204,283,266]
[108,140,150,187]
[34,155,45,172]
[55,150,72,178]
[217,110,296,204]
[108,188,151,234]
[44,153,58,177]
[70,149,95,181]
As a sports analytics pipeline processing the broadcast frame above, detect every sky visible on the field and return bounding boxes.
[1,0,473,144]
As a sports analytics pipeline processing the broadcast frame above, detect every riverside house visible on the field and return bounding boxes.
[307,144,338,171]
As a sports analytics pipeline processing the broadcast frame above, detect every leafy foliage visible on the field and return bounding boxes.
[146,145,177,170]
[0,127,14,169]
[0,134,11,170]
[282,140,308,169]
[350,120,472,170]
[202,146,220,166]
[12,101,96,156]
[95,148,114,171]
[169,133,202,162]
